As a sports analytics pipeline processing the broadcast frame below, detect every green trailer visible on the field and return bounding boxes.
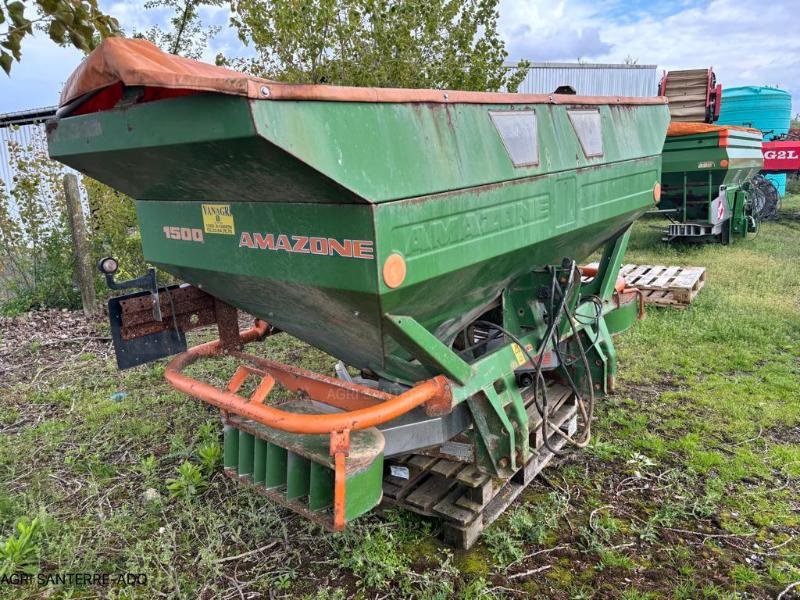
[47,38,669,547]
[659,122,763,243]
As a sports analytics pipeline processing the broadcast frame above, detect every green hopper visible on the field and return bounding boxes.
[48,39,670,546]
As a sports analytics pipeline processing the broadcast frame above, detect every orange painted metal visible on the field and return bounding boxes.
[329,430,351,530]
[667,122,761,138]
[578,265,626,294]
[229,352,393,412]
[163,322,453,435]
[621,288,646,320]
[382,253,407,289]
[165,319,452,531]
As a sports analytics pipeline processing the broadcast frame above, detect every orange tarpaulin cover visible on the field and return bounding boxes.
[667,122,761,137]
[60,37,669,108]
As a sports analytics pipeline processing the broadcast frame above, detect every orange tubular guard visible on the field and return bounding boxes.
[164,320,452,531]
[578,265,626,294]
[164,321,453,435]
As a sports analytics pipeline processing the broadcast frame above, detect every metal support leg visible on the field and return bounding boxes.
[584,226,632,301]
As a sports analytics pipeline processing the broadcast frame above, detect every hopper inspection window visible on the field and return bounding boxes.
[489,110,539,167]
[568,109,603,158]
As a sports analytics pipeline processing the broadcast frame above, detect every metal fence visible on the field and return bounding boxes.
[0,107,58,194]
[515,62,659,97]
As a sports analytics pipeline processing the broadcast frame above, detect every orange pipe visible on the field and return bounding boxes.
[578,265,626,294]
[164,322,452,434]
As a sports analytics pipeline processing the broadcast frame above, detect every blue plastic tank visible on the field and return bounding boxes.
[718,86,791,137]
[717,86,792,196]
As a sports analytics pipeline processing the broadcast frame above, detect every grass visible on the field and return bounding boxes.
[0,198,799,598]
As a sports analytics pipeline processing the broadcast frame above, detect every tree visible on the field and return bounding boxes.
[0,0,119,74]
[0,129,79,313]
[138,0,223,60]
[229,0,530,92]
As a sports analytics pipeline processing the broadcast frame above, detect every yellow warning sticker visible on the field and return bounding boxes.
[201,204,235,235]
[511,343,526,366]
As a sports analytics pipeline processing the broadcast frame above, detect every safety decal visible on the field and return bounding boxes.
[201,204,235,235]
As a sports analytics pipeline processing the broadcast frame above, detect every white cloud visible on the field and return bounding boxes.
[499,0,800,114]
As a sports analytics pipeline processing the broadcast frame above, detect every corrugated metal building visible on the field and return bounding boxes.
[515,63,659,97]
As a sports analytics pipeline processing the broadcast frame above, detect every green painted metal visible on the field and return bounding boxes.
[603,297,639,336]
[48,94,668,384]
[265,443,287,489]
[237,430,254,478]
[48,89,669,530]
[384,314,472,384]
[253,438,267,485]
[286,452,310,500]
[659,128,763,241]
[223,424,238,470]
[221,419,384,526]
[343,456,385,521]
[308,462,334,511]
[585,227,632,301]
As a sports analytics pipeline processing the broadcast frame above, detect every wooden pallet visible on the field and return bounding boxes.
[382,383,577,549]
[584,262,706,307]
[619,264,706,307]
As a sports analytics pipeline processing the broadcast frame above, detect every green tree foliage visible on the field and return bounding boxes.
[0,0,120,74]
[229,0,530,92]
[83,177,146,283]
[0,131,79,313]
[138,0,223,60]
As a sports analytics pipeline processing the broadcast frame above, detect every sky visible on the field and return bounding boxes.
[1,0,798,115]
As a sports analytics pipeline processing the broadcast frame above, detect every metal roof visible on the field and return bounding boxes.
[0,106,57,128]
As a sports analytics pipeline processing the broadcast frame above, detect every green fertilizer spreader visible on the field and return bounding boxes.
[48,38,669,547]
[659,122,763,242]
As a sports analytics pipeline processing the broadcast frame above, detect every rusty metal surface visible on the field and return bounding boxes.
[214,298,242,351]
[229,351,396,411]
[118,285,215,340]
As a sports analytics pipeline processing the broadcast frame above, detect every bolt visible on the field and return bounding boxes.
[499,457,510,469]
[260,86,271,97]
[595,359,602,367]
[594,383,601,390]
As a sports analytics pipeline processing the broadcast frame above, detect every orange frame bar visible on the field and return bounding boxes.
[164,321,452,435]
[164,320,453,531]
